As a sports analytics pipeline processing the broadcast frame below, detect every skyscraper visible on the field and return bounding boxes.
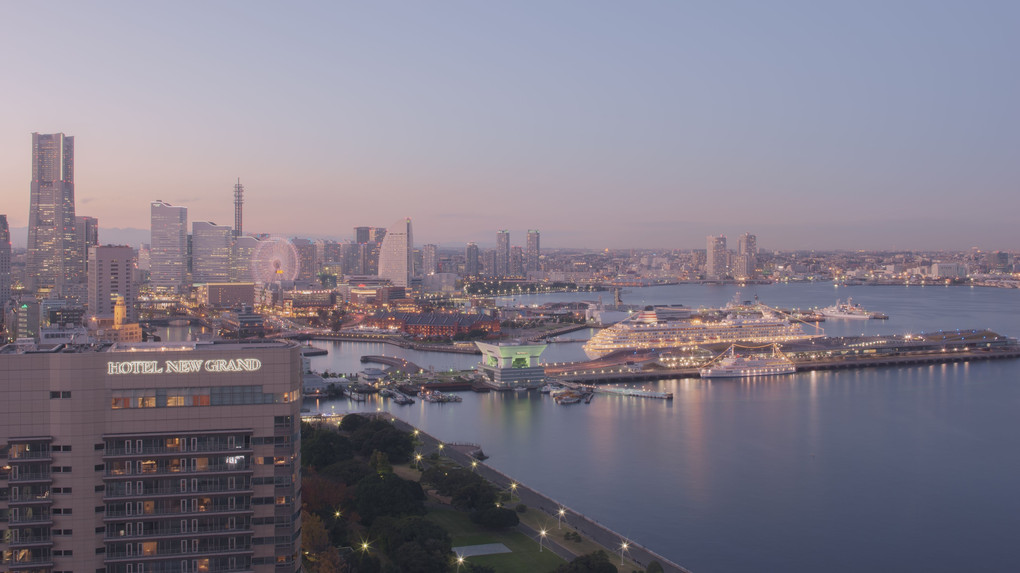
[88,245,137,322]
[706,235,728,279]
[736,233,758,279]
[510,246,524,277]
[233,178,244,238]
[354,226,372,244]
[526,229,541,273]
[0,215,10,305]
[423,244,439,275]
[76,215,99,279]
[27,132,78,293]
[495,230,510,277]
[150,200,188,291]
[378,218,413,287]
[465,242,480,277]
[192,221,233,283]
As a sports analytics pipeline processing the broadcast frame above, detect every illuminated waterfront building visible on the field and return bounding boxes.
[0,340,303,573]
[27,133,78,294]
[475,341,547,389]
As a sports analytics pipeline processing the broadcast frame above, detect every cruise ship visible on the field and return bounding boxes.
[582,303,818,359]
[699,345,797,378]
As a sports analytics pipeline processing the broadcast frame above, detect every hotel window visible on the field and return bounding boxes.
[140,460,157,474]
[142,542,157,556]
[144,501,155,515]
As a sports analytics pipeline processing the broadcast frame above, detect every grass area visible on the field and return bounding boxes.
[427,508,565,573]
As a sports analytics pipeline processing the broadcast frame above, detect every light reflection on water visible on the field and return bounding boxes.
[305,283,1017,572]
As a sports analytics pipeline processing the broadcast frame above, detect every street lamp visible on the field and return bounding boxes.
[539,529,547,552]
[557,507,566,529]
[509,482,518,502]
[619,540,629,565]
[414,452,423,470]
[455,554,465,572]
[471,460,478,472]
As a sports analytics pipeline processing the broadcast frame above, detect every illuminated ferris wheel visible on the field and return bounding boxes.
[251,236,300,284]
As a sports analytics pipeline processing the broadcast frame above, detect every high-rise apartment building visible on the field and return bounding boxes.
[735,233,758,280]
[354,227,371,245]
[495,230,510,277]
[378,218,413,287]
[291,239,317,283]
[526,230,540,273]
[230,236,259,283]
[0,340,303,573]
[422,244,438,276]
[464,243,480,277]
[0,215,10,305]
[27,133,78,294]
[76,216,100,279]
[191,222,233,284]
[88,245,138,323]
[150,201,188,291]
[706,235,728,279]
[510,246,524,277]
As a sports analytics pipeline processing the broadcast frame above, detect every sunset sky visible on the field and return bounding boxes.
[1,1,1017,250]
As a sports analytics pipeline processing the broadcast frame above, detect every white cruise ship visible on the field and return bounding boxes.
[582,304,817,359]
[699,345,797,379]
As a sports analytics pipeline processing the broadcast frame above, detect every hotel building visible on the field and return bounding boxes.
[0,340,303,573]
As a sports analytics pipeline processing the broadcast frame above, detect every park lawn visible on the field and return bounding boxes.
[427,508,565,573]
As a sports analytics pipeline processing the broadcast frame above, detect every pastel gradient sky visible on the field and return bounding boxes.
[1,1,1018,250]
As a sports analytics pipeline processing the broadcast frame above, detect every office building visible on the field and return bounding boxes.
[88,245,138,323]
[422,244,438,276]
[0,215,10,305]
[0,339,303,573]
[290,239,317,283]
[495,230,510,277]
[706,235,728,279]
[526,230,540,273]
[191,222,233,284]
[354,227,371,245]
[230,236,259,283]
[27,133,78,293]
[378,218,413,287]
[233,179,244,239]
[464,243,480,277]
[150,201,188,291]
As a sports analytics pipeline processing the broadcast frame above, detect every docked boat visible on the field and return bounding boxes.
[582,302,818,359]
[699,345,796,379]
[819,298,887,320]
[380,388,414,405]
[421,389,463,403]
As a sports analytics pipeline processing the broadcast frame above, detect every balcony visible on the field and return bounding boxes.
[6,452,53,462]
[104,505,253,520]
[8,472,52,484]
[104,486,253,501]
[104,545,253,562]
[5,559,55,570]
[7,495,54,507]
[104,444,253,458]
[105,464,252,479]
[7,514,54,526]
[8,535,54,548]
[104,524,251,541]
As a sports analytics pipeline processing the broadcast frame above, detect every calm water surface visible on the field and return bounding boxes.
[304,284,1019,573]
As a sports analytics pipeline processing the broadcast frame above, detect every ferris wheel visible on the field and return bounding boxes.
[251,236,300,284]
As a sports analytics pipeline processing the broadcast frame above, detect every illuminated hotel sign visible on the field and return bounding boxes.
[107,358,262,375]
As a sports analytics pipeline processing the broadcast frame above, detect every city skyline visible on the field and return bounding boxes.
[1,3,1018,250]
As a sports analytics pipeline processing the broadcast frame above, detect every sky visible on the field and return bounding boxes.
[1,1,1018,251]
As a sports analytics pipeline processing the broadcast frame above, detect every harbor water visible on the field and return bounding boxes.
[305,283,1020,573]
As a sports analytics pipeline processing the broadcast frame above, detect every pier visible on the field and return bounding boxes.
[360,355,423,374]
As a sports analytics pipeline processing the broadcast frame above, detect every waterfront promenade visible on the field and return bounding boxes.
[386,417,694,573]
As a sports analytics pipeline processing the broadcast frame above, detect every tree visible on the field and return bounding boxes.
[303,473,349,514]
[555,551,618,573]
[322,458,374,486]
[302,511,331,555]
[369,450,393,474]
[645,562,664,573]
[370,516,452,573]
[469,506,519,529]
[340,413,369,432]
[354,473,426,525]
[302,429,354,470]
